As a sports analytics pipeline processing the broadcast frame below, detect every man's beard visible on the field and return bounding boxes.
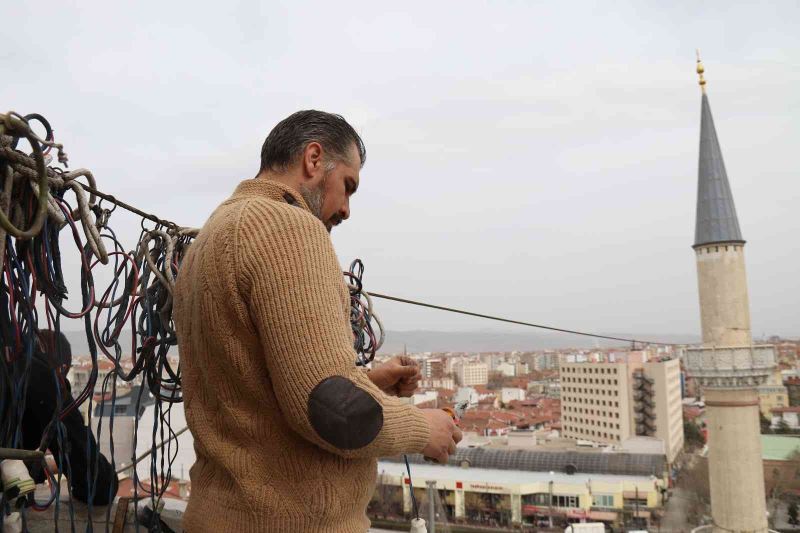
[299,181,325,221]
[299,177,341,232]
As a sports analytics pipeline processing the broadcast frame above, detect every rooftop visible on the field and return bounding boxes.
[761,435,800,461]
[390,446,666,477]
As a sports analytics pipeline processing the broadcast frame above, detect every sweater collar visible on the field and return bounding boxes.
[232,178,312,213]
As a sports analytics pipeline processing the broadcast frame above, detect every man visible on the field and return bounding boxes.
[173,110,461,532]
[21,330,118,505]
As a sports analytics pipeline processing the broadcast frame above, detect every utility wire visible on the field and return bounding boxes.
[368,292,679,347]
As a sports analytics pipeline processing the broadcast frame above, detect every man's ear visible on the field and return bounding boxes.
[303,142,324,179]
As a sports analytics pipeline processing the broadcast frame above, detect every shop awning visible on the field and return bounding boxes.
[588,511,618,521]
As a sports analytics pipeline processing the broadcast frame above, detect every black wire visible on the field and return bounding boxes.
[369,292,679,347]
[346,259,381,366]
[404,454,420,520]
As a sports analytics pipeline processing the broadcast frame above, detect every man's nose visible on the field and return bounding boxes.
[339,198,350,221]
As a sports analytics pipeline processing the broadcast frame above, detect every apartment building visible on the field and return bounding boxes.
[644,359,684,463]
[423,358,446,379]
[758,368,789,417]
[454,360,489,386]
[560,358,684,463]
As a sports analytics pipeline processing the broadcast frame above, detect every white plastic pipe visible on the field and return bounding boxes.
[3,512,22,533]
[409,517,427,533]
[0,460,35,500]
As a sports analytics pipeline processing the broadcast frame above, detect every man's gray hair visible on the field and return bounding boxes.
[260,110,366,173]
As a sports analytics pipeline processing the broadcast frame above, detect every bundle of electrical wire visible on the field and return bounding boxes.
[0,111,195,531]
[344,259,385,366]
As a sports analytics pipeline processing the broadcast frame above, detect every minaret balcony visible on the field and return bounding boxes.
[684,345,776,389]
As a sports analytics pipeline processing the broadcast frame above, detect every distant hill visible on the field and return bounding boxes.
[376,330,698,353]
[59,328,698,357]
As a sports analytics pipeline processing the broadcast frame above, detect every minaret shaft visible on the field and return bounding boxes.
[695,243,752,346]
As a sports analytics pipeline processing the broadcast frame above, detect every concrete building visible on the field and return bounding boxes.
[375,449,667,529]
[770,407,800,430]
[643,359,684,464]
[559,358,684,463]
[501,387,527,404]
[683,56,776,533]
[93,384,154,469]
[761,435,800,497]
[454,360,489,386]
[497,361,516,377]
[419,376,455,390]
[422,357,445,379]
[535,352,559,371]
[758,368,789,417]
[785,377,800,407]
[546,380,562,399]
[776,341,799,362]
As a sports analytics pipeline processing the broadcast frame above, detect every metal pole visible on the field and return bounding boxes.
[0,448,44,462]
[549,479,553,528]
[635,485,640,530]
[426,480,437,533]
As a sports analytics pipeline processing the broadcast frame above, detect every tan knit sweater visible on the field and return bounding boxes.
[173,178,430,532]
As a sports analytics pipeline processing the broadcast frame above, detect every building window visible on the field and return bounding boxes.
[525,493,550,505]
[593,494,614,507]
[552,495,579,508]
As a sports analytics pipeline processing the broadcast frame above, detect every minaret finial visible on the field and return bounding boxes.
[696,49,707,93]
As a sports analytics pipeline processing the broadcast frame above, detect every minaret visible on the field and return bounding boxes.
[685,54,775,533]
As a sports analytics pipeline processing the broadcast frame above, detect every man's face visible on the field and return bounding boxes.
[301,143,360,232]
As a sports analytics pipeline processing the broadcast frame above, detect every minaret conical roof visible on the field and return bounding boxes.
[694,88,744,247]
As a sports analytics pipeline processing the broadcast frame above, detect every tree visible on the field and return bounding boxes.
[684,420,705,449]
[678,455,711,526]
[789,501,799,526]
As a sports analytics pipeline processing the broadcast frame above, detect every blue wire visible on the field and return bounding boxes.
[7,238,35,449]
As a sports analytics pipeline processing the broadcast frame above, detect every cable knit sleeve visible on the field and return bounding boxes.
[236,199,430,458]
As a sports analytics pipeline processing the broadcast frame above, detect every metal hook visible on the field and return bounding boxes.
[97,196,117,216]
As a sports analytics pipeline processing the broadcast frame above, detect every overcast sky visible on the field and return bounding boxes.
[3,1,798,339]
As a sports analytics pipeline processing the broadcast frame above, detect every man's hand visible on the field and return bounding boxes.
[421,409,463,464]
[368,355,421,397]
